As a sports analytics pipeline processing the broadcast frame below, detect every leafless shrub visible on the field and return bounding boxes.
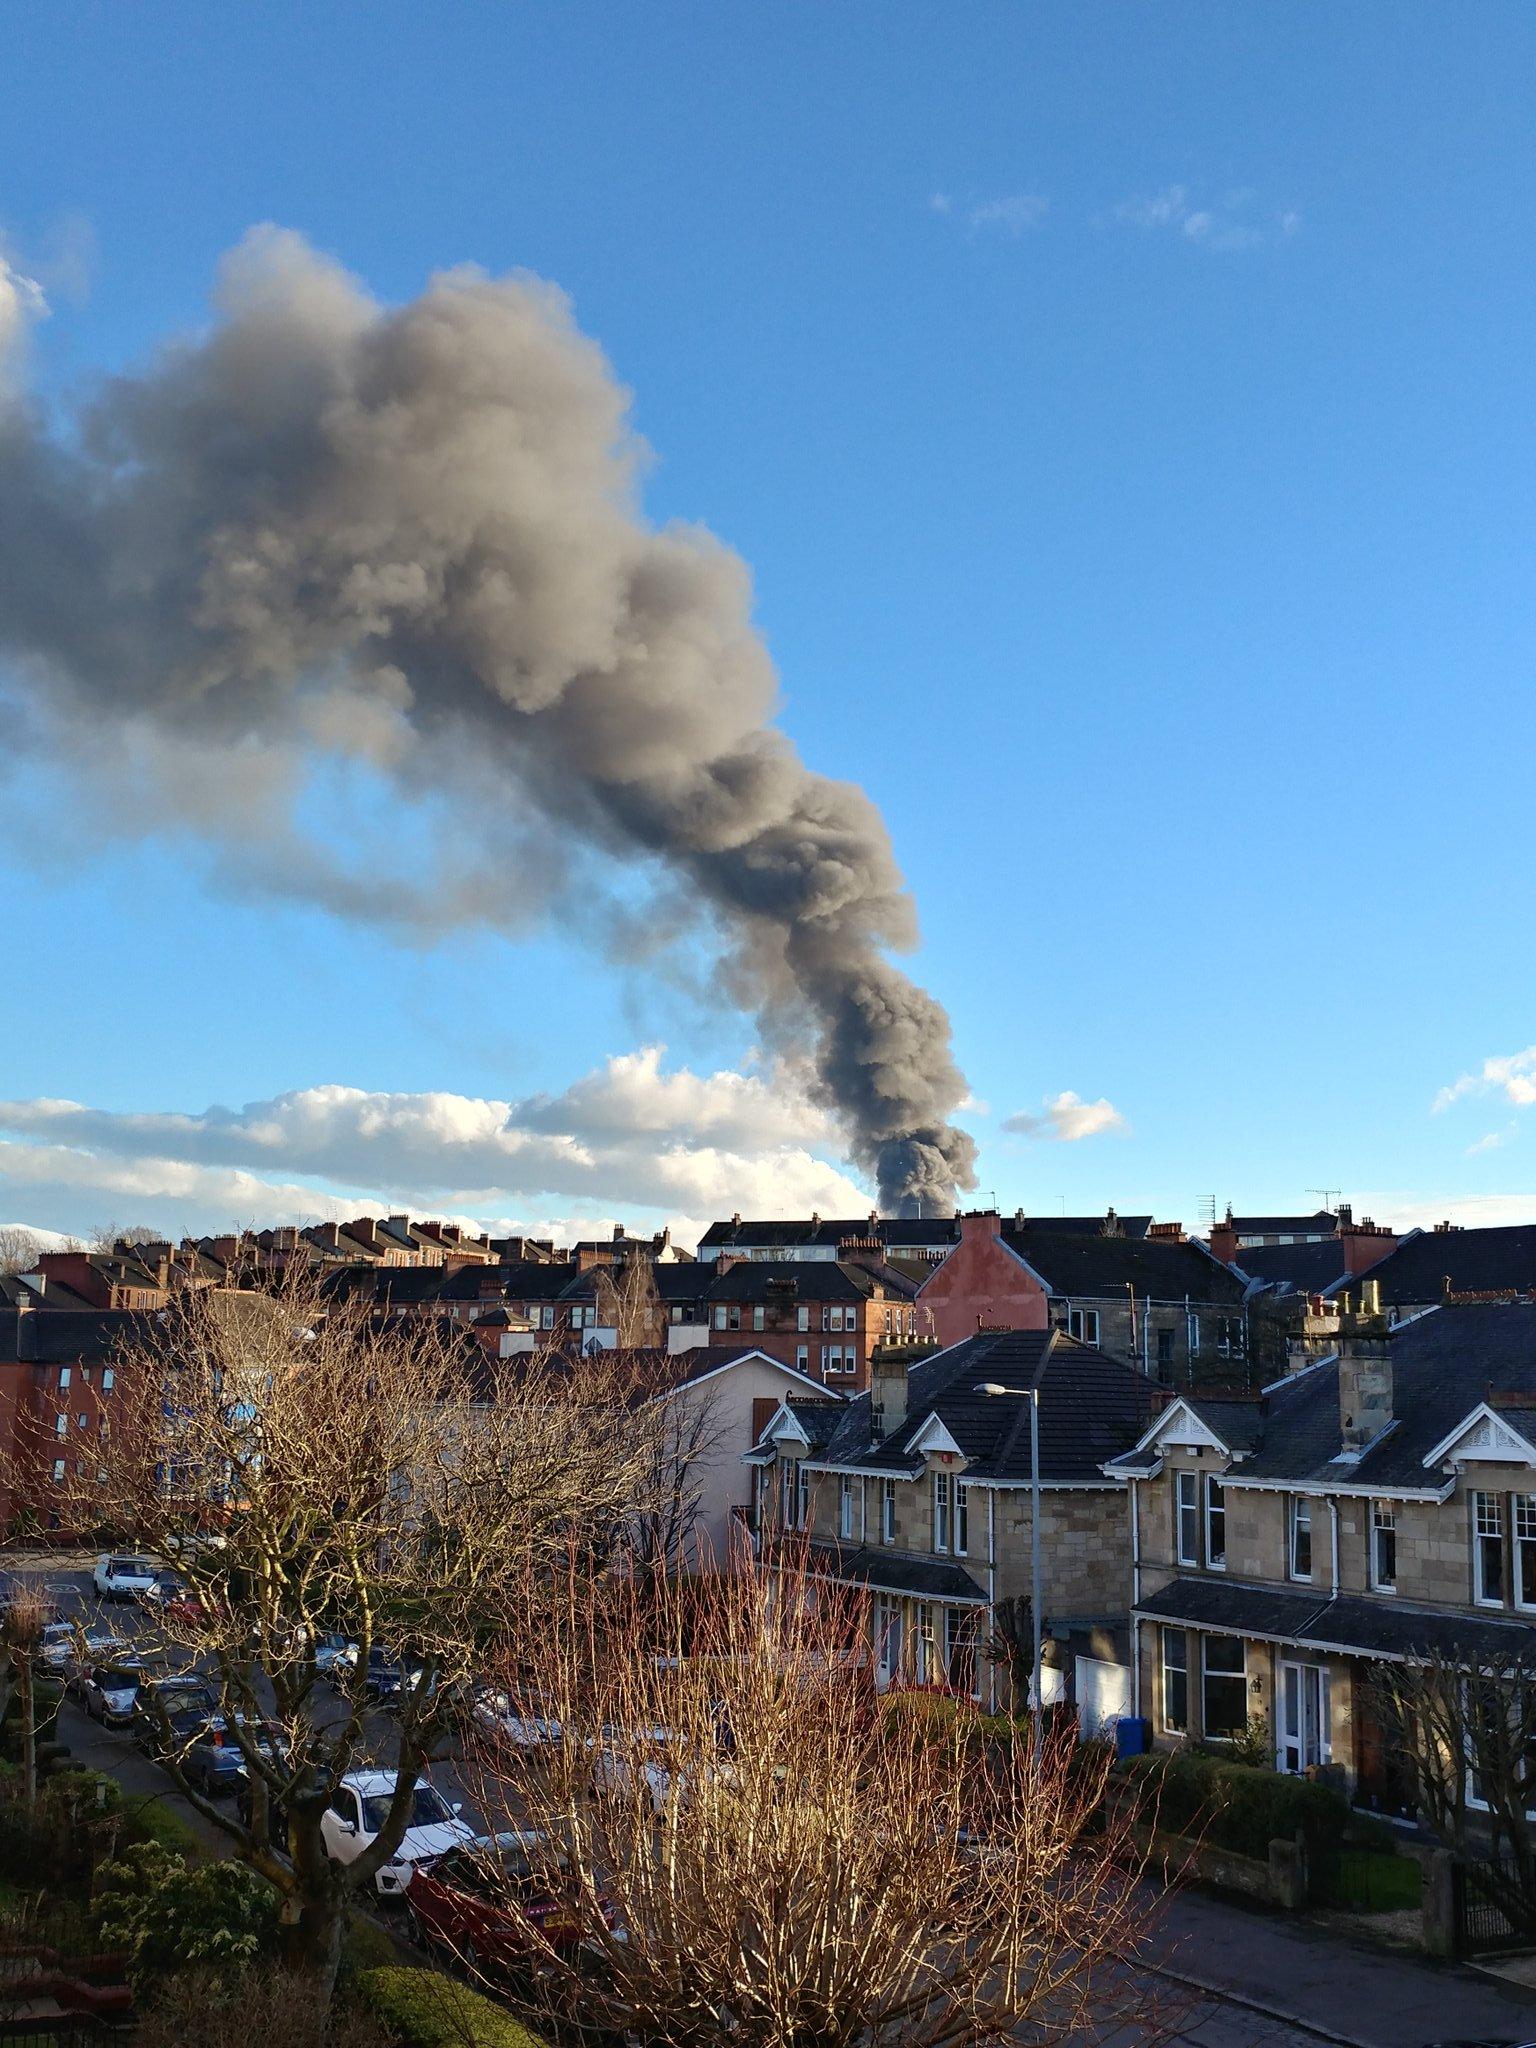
[132,1967,392,2048]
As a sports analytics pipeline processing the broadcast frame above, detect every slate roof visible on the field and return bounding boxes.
[705,1260,918,1304]
[805,1328,1150,1485]
[697,1217,961,1254]
[1232,1212,1338,1238]
[1115,1302,1536,1496]
[1234,1240,1349,1294]
[996,1225,1245,1304]
[800,1540,989,1604]
[1324,1225,1536,1307]
[1,1308,157,1365]
[1139,1577,1536,1667]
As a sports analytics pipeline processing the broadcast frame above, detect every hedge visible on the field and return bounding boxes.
[354,1967,547,2048]
[1115,1750,1351,1865]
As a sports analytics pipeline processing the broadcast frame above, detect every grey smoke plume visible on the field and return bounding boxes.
[0,228,976,1213]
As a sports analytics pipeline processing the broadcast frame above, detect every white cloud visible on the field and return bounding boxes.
[1467,1130,1511,1156]
[1114,185,1297,252]
[1001,1091,1129,1143]
[0,1047,871,1246]
[1434,1046,1536,1114]
[966,193,1049,237]
[1355,1188,1536,1233]
[929,192,953,215]
[0,253,46,388]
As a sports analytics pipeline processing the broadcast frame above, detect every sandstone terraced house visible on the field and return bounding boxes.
[747,1327,1149,1717]
[1106,1292,1536,1807]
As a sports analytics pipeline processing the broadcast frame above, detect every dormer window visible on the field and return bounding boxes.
[1475,1491,1506,1607]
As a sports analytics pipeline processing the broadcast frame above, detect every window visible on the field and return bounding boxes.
[102,1369,114,1394]
[1067,1306,1100,1345]
[1187,1314,1202,1358]
[822,1306,831,1332]
[540,1305,555,1329]
[1160,1627,1188,1734]
[1519,1497,1536,1612]
[881,1478,896,1545]
[1204,1475,1226,1570]
[839,1476,855,1539]
[954,1483,969,1557]
[1201,1634,1247,1739]
[752,1306,765,1332]
[58,1367,71,1392]
[51,1459,65,1485]
[875,1596,902,1680]
[933,1472,951,1554]
[728,1306,741,1332]
[914,1603,936,1684]
[54,1414,67,1439]
[795,1463,809,1532]
[76,1413,88,1431]
[1475,1491,1506,1607]
[796,1345,809,1372]
[779,1461,795,1529]
[714,1307,728,1330]
[797,1306,809,1332]
[1175,1471,1199,1566]
[945,1607,979,1698]
[1371,1501,1398,1594]
[1288,1496,1313,1581]
[1156,1327,1175,1377]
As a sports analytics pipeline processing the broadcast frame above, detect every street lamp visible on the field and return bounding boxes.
[974,1380,1042,1741]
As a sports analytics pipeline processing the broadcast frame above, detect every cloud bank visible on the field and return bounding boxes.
[1434,1046,1536,1114]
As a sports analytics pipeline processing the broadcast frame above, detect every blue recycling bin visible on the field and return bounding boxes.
[1114,1714,1151,1759]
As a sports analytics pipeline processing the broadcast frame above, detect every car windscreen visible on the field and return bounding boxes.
[362,1785,450,1833]
[98,1667,141,1689]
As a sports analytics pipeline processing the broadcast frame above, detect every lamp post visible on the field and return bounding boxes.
[975,1379,1042,1741]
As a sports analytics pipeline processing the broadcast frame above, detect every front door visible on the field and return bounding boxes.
[1277,1661,1330,1774]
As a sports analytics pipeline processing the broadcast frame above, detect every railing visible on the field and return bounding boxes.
[1456,1849,1536,1956]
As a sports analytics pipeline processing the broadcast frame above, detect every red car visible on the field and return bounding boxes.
[405,1831,605,1975]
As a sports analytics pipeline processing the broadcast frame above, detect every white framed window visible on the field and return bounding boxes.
[54,1413,67,1439]
[944,1607,980,1698]
[915,1603,936,1684]
[797,1306,809,1332]
[821,1306,831,1332]
[51,1459,65,1485]
[1288,1496,1313,1581]
[954,1483,969,1557]
[1370,1500,1398,1594]
[933,1471,951,1554]
[102,1368,114,1393]
[779,1461,795,1529]
[839,1476,854,1539]
[1202,1634,1247,1739]
[1475,1491,1506,1607]
[881,1477,896,1545]
[795,1345,809,1372]
[58,1367,71,1392]
[1067,1306,1100,1345]
[1518,1496,1536,1612]
[540,1305,555,1329]
[752,1306,765,1332]
[1205,1475,1226,1570]
[1175,1471,1199,1566]
[1188,1313,1202,1358]
[875,1595,902,1681]
[727,1306,741,1331]
[1161,1626,1188,1734]
[795,1463,809,1531]
[76,1413,88,1431]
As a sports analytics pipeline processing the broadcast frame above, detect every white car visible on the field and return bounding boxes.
[319,1770,475,1898]
[93,1554,159,1602]
[81,1658,147,1725]
[470,1687,562,1747]
[35,1621,78,1674]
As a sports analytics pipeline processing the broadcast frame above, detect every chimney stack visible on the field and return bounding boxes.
[1338,1280,1393,1454]
[870,1352,909,1439]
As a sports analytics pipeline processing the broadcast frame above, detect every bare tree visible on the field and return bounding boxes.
[1368,1648,1536,1914]
[0,1227,45,1279]
[0,1589,46,1811]
[593,1251,665,1350]
[464,1557,1163,2048]
[26,1274,667,1993]
[89,1222,165,1254]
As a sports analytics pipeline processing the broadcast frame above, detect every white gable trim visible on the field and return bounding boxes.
[1123,1397,1234,1462]
[903,1414,965,1460]
[669,1348,845,1401]
[1424,1402,1536,1472]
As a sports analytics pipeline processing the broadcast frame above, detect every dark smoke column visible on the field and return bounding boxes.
[0,229,977,1213]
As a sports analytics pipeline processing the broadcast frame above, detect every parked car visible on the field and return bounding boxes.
[469,1687,562,1748]
[93,1555,159,1602]
[311,1631,356,1678]
[133,1675,219,1756]
[62,1625,130,1688]
[81,1658,149,1725]
[35,1621,78,1675]
[360,1648,426,1708]
[405,1830,604,1972]
[319,1770,474,1897]
[183,1715,288,1797]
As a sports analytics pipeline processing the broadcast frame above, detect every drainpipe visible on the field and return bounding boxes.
[1328,1495,1340,1598]
[1130,1477,1143,1716]
[985,1488,998,1712]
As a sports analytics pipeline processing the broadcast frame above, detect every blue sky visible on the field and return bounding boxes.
[2,1,1535,1246]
